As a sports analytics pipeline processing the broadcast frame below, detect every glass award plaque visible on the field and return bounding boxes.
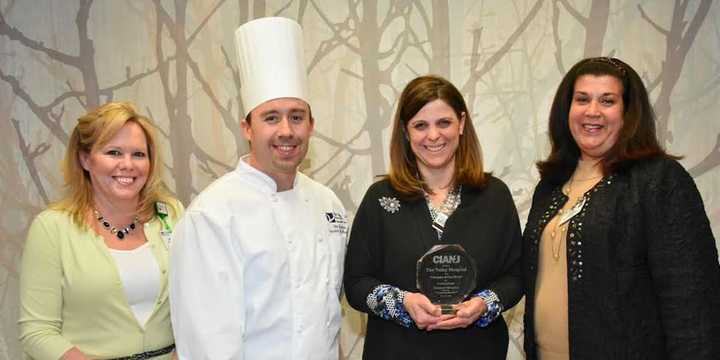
[416,244,477,315]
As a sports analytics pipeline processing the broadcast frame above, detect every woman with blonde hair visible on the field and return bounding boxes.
[19,102,182,359]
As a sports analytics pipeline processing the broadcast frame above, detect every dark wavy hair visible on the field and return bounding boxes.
[537,57,673,184]
[388,75,487,198]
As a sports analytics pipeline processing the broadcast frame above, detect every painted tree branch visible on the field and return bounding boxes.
[43,64,163,112]
[0,67,69,142]
[2,0,18,14]
[323,153,355,191]
[10,118,50,205]
[193,142,233,172]
[308,128,373,178]
[508,0,546,160]
[643,0,712,145]
[404,28,431,64]
[413,0,432,35]
[219,45,248,156]
[429,0,450,75]
[310,0,416,175]
[552,0,566,74]
[0,9,78,64]
[688,133,720,178]
[553,0,609,63]
[582,0,609,57]
[145,106,171,140]
[74,0,101,108]
[0,0,135,158]
[558,0,587,25]
[152,0,239,202]
[187,0,227,45]
[307,0,360,72]
[152,0,195,205]
[403,1,439,68]
[462,0,544,96]
[275,0,294,16]
[254,0,266,18]
[186,52,243,165]
[638,4,670,36]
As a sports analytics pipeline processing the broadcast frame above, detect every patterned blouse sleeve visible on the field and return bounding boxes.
[366,284,414,328]
[473,289,503,327]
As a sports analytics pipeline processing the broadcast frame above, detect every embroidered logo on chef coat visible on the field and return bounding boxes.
[325,212,348,235]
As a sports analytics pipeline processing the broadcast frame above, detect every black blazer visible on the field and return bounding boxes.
[523,157,720,360]
[345,176,523,360]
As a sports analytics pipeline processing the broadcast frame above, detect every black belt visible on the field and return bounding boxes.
[108,344,175,360]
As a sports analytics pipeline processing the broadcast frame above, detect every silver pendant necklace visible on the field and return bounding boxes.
[425,185,462,238]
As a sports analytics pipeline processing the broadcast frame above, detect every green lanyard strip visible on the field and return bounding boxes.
[155,202,172,232]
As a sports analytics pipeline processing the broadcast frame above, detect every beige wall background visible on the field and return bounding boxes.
[1,1,719,359]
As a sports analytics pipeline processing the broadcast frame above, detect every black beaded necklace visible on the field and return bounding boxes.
[94,210,140,240]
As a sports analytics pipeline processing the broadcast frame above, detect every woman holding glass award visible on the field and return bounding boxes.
[344,75,523,359]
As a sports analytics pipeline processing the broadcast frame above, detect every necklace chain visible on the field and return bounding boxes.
[426,185,462,223]
[571,174,603,182]
[94,210,140,240]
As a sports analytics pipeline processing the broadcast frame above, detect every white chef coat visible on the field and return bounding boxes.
[170,156,348,360]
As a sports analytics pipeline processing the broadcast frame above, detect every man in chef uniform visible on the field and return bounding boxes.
[169,17,348,359]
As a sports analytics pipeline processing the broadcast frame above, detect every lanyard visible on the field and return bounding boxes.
[156,202,173,249]
[155,202,172,232]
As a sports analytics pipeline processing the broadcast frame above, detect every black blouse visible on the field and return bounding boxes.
[523,157,720,360]
[345,176,523,360]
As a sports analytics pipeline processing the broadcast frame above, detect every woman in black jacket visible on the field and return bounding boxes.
[523,57,720,360]
[344,75,523,359]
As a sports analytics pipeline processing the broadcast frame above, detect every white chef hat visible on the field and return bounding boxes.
[234,17,309,117]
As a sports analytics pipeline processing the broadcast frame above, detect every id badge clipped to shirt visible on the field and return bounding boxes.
[156,202,173,249]
[160,229,173,250]
[559,196,586,225]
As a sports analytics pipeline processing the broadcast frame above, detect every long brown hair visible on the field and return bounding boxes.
[52,102,178,227]
[388,75,487,198]
[537,57,674,184]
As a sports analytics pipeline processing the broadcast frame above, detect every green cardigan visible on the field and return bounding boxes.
[19,204,182,360]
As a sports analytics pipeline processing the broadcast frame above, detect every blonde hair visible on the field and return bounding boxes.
[52,101,177,227]
[388,75,487,198]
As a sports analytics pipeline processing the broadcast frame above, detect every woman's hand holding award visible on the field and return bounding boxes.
[416,244,477,315]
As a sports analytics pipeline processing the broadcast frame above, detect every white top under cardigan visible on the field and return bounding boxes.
[170,156,348,360]
[109,243,161,328]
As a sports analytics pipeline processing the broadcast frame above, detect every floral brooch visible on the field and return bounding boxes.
[379,196,401,214]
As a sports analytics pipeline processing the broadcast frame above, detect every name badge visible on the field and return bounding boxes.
[432,212,449,233]
[156,202,169,216]
[559,196,586,225]
[160,230,173,249]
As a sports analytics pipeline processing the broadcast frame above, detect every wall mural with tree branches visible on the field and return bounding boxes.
[1,1,718,359]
